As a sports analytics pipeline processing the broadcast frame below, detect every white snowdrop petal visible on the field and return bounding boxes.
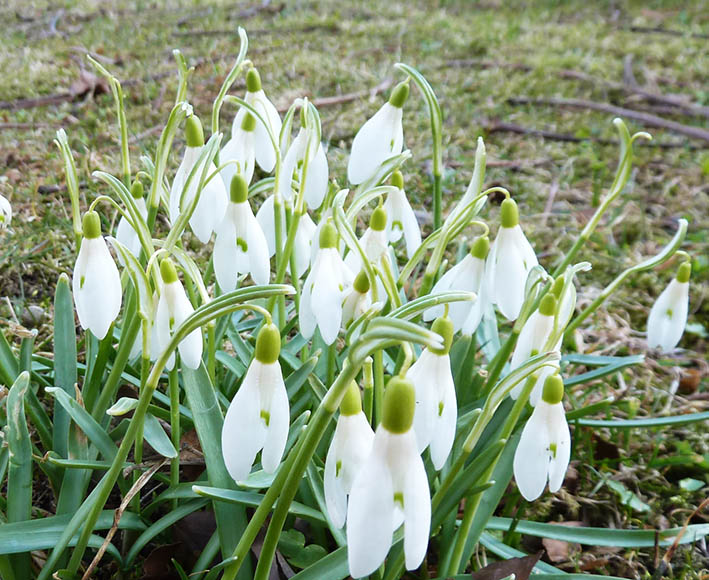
[246,212,271,285]
[299,271,317,340]
[312,251,346,345]
[409,352,437,454]
[261,362,289,473]
[547,403,571,493]
[647,279,689,352]
[430,354,457,470]
[214,213,239,292]
[347,432,395,578]
[304,143,329,210]
[493,228,529,321]
[400,198,422,258]
[294,214,316,279]
[422,265,459,322]
[171,285,202,370]
[255,194,279,257]
[324,423,349,529]
[348,104,402,185]
[403,447,431,571]
[513,403,552,501]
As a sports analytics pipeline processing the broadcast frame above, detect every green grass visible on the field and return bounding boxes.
[0,0,707,577]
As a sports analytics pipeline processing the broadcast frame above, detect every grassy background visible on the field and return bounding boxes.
[1,0,708,577]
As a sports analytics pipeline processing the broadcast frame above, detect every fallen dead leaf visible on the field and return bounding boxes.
[471,551,543,580]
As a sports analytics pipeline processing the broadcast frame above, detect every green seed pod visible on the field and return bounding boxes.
[371,206,387,232]
[255,323,281,364]
[676,262,691,284]
[353,270,370,294]
[241,112,256,132]
[230,174,249,203]
[340,381,362,416]
[391,170,404,190]
[82,211,101,239]
[538,294,557,317]
[319,221,338,249]
[541,374,564,405]
[388,81,409,109]
[131,180,144,200]
[500,198,519,228]
[430,316,454,355]
[185,115,205,148]
[160,258,178,284]
[382,376,416,434]
[470,235,490,260]
[246,68,262,93]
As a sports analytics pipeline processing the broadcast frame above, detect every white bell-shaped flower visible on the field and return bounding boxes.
[255,194,315,279]
[222,323,289,482]
[324,382,375,529]
[220,112,256,188]
[214,174,270,291]
[0,193,12,229]
[513,374,571,501]
[423,235,489,335]
[347,376,430,577]
[300,221,354,344]
[115,181,148,262]
[509,293,557,401]
[344,205,389,274]
[279,126,329,209]
[342,270,373,328]
[169,115,228,243]
[72,211,122,340]
[647,262,691,352]
[230,68,281,173]
[347,81,408,185]
[384,171,421,258]
[486,198,538,321]
[154,258,202,371]
[409,316,457,470]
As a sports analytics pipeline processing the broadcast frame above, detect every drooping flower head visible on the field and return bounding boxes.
[486,198,538,321]
[383,171,421,258]
[347,375,430,577]
[231,67,281,173]
[325,381,375,529]
[154,258,202,370]
[424,234,489,336]
[214,174,270,291]
[342,270,373,328]
[299,221,354,344]
[647,261,691,352]
[513,373,571,501]
[410,314,457,470]
[222,322,289,482]
[72,211,122,340]
[115,180,148,262]
[220,112,257,188]
[169,114,228,243]
[345,204,389,274]
[0,193,12,230]
[347,81,408,185]
[279,121,329,210]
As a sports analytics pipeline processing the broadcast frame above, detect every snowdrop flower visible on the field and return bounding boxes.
[0,193,11,229]
[72,211,122,340]
[344,205,389,274]
[423,235,489,335]
[347,81,408,185]
[409,315,456,470]
[255,195,315,279]
[115,181,148,261]
[325,381,375,529]
[647,261,691,352]
[342,270,373,327]
[486,198,538,321]
[384,171,421,258]
[509,293,557,402]
[230,68,281,173]
[213,174,270,290]
[222,322,289,482]
[169,115,228,243]
[279,126,328,209]
[513,373,571,501]
[300,221,354,344]
[154,258,202,370]
[220,112,256,188]
[347,375,430,577]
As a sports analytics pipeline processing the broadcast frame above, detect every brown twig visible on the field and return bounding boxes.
[628,25,709,40]
[81,458,169,580]
[508,97,709,142]
[276,79,394,114]
[0,122,52,131]
[173,21,338,38]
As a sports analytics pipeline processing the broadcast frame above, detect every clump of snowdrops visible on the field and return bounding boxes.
[0,29,700,580]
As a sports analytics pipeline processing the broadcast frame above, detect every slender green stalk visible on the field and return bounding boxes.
[373,349,385,427]
[207,321,216,383]
[363,356,374,424]
[169,366,180,509]
[433,172,442,230]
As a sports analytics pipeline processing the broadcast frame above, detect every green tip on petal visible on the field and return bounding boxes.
[131,180,144,200]
[470,235,490,260]
[353,270,370,294]
[676,262,691,284]
[551,275,564,299]
[185,115,204,148]
[500,198,519,228]
[160,258,178,284]
[255,323,281,364]
[230,174,249,203]
[82,211,101,239]
[241,112,256,132]
[541,374,564,405]
[430,315,454,355]
[246,68,262,92]
[539,293,557,317]
[382,376,415,434]
[340,381,362,416]
[388,81,409,108]
[371,206,387,231]
[391,170,404,190]
[319,221,338,249]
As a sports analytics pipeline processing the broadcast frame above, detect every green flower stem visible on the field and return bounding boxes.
[433,172,442,230]
[207,321,216,384]
[363,356,374,424]
[374,349,385,427]
[54,129,83,249]
[169,366,180,510]
[446,377,535,574]
[379,255,402,307]
[268,208,302,315]
[273,190,286,328]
